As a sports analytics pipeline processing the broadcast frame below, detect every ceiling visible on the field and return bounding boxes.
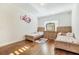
[12,3,74,17]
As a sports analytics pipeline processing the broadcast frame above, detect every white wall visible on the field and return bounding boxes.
[0,4,37,47]
[72,4,79,39]
[38,11,72,27]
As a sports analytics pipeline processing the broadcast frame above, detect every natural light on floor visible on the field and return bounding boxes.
[9,46,29,55]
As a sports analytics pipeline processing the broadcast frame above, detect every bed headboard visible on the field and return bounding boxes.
[57,26,72,33]
[37,27,45,32]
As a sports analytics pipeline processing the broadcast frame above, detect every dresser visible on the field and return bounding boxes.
[44,31,57,40]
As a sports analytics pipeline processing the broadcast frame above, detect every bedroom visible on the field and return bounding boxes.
[0,3,79,55]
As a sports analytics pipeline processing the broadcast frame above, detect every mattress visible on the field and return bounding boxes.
[56,36,79,45]
[27,32,44,37]
[25,32,44,41]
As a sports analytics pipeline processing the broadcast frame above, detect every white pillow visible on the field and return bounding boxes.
[66,32,74,37]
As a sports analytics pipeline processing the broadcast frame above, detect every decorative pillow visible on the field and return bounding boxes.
[61,33,66,36]
[57,32,62,36]
[66,32,74,37]
[57,32,66,36]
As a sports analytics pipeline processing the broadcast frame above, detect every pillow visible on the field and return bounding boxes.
[66,32,74,37]
[57,32,62,36]
[61,33,66,36]
[57,32,66,36]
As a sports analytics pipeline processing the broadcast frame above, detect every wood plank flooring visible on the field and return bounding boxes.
[0,40,55,55]
[0,39,78,55]
[55,48,79,55]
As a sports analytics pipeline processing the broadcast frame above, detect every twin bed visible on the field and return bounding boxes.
[25,32,44,42]
[55,26,79,54]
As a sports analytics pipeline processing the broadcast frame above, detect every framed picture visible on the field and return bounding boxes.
[20,15,31,23]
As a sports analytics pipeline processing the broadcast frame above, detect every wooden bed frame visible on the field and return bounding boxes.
[25,34,43,42]
[55,41,79,54]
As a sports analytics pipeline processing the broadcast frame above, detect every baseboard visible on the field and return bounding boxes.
[0,39,25,47]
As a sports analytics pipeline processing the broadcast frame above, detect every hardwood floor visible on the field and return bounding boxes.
[0,40,55,55]
[55,48,79,55]
[0,39,78,55]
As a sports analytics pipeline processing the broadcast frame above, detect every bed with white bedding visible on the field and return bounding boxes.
[25,32,44,42]
[55,32,79,54]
